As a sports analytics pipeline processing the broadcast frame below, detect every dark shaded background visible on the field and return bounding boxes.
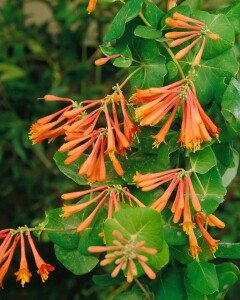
[0,0,239,299]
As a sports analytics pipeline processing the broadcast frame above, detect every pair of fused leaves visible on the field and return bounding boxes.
[46,204,169,279]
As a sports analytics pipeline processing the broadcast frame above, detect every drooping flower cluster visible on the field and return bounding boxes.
[61,185,145,232]
[133,80,220,151]
[29,88,139,182]
[165,13,220,64]
[134,169,201,233]
[134,169,225,261]
[0,229,54,288]
[88,230,157,282]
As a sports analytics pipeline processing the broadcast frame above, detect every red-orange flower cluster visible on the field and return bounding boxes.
[30,88,140,181]
[133,80,220,151]
[134,169,201,234]
[88,230,157,282]
[61,185,145,233]
[165,13,220,64]
[0,229,54,288]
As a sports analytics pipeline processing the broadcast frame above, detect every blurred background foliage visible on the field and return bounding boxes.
[0,0,239,299]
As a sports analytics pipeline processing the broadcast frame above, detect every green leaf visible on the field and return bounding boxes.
[100,44,133,68]
[153,267,186,300]
[221,148,239,187]
[129,186,164,207]
[185,276,205,300]
[142,0,165,28]
[162,209,188,246]
[103,0,144,42]
[180,0,201,11]
[221,78,240,133]
[128,38,167,89]
[216,243,240,259]
[54,151,125,186]
[133,127,159,154]
[215,2,240,35]
[54,245,98,275]
[191,168,226,214]
[170,245,193,264]
[104,207,167,275]
[180,49,238,105]
[113,291,145,300]
[45,208,80,250]
[122,152,165,184]
[187,261,219,295]
[191,11,235,59]
[190,146,217,174]
[208,263,239,300]
[157,132,180,170]
[0,63,26,82]
[134,25,162,39]
[92,273,125,287]
[166,61,178,80]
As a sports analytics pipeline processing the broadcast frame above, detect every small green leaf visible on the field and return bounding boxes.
[134,25,162,39]
[103,0,144,42]
[208,263,239,300]
[185,276,205,300]
[187,261,219,295]
[216,243,240,259]
[190,146,217,174]
[142,0,165,28]
[0,63,26,82]
[54,245,98,275]
[222,78,240,133]
[166,61,178,80]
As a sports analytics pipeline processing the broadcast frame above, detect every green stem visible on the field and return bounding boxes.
[162,42,186,79]
[139,11,152,27]
[107,281,130,300]
[134,278,152,300]
[138,12,186,80]
[116,66,143,92]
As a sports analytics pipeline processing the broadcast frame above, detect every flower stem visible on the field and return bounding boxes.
[162,42,186,79]
[134,278,152,300]
[115,66,143,92]
[107,281,130,300]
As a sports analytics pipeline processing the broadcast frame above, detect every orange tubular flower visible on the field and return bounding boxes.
[165,13,220,64]
[134,80,220,151]
[14,233,32,287]
[0,234,20,289]
[195,213,224,252]
[95,54,121,66]
[188,228,202,261]
[61,186,145,233]
[27,232,54,282]
[178,85,220,151]
[29,95,75,144]
[59,90,139,181]
[134,170,201,231]
[88,230,157,282]
[87,0,97,13]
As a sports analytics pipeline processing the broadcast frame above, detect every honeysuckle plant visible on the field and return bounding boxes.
[1,0,240,299]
